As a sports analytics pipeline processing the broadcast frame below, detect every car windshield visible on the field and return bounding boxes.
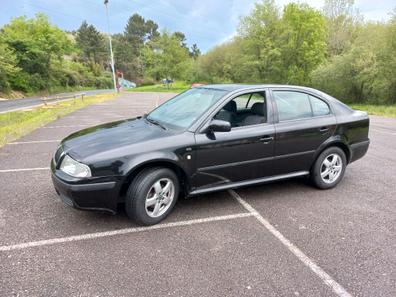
[147,88,227,130]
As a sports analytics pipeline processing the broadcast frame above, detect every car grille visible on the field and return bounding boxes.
[54,145,64,165]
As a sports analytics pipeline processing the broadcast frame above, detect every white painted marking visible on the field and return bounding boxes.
[7,140,60,145]
[229,190,353,297]
[41,125,89,129]
[0,167,50,173]
[0,212,253,252]
[0,209,5,228]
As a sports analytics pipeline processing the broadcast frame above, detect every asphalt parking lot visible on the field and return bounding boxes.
[0,92,395,297]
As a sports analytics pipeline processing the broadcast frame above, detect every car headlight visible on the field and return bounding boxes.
[60,155,91,178]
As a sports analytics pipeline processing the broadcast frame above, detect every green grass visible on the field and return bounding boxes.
[350,104,396,118]
[128,81,190,93]
[0,93,117,147]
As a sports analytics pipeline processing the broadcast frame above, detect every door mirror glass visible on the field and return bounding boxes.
[207,119,231,132]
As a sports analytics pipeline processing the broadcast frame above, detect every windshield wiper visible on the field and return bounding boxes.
[145,116,167,130]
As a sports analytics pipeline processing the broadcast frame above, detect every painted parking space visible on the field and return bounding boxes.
[0,218,336,297]
[234,120,396,296]
[0,169,249,247]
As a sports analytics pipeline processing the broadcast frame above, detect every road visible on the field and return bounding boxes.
[0,92,395,296]
[0,89,114,114]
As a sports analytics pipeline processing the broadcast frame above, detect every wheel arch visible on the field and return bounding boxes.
[313,137,351,167]
[119,159,190,199]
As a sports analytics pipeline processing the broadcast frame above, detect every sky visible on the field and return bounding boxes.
[0,0,395,52]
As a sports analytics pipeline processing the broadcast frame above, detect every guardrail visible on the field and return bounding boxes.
[42,93,86,105]
[0,90,116,114]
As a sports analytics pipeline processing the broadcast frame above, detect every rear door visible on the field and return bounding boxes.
[270,89,337,175]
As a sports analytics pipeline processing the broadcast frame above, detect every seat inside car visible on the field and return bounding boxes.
[242,102,266,125]
[215,100,237,126]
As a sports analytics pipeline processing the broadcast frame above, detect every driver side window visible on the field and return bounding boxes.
[214,92,267,128]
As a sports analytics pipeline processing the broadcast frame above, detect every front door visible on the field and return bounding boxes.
[192,91,275,190]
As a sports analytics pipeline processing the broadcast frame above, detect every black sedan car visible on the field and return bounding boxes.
[51,84,370,225]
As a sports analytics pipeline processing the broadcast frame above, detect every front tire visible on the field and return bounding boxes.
[311,147,347,189]
[125,167,179,225]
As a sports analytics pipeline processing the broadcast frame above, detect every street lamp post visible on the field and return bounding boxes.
[104,0,117,92]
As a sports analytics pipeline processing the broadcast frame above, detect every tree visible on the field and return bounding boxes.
[280,3,327,84]
[195,38,252,83]
[143,32,191,81]
[190,44,201,59]
[0,43,20,92]
[113,13,160,81]
[124,14,159,52]
[238,0,283,82]
[311,22,395,104]
[1,13,73,91]
[111,34,139,81]
[145,20,160,40]
[173,31,188,49]
[0,13,112,93]
[323,0,361,56]
[75,21,107,65]
[236,1,327,84]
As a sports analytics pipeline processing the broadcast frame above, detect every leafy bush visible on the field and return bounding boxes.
[0,43,20,92]
[0,14,113,96]
[138,77,156,86]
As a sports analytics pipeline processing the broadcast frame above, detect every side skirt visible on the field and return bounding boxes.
[188,171,309,196]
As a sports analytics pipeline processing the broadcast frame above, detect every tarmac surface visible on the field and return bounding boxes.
[0,92,395,297]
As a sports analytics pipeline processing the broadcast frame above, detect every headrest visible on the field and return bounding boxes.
[251,102,265,116]
[223,100,237,112]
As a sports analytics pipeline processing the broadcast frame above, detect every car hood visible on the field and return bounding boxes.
[61,117,171,161]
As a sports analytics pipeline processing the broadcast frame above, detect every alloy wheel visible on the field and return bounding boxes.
[145,178,175,218]
[320,153,343,184]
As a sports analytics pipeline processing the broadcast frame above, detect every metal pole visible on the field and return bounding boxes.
[104,0,117,93]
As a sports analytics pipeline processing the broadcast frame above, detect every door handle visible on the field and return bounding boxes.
[259,136,274,143]
[319,127,329,133]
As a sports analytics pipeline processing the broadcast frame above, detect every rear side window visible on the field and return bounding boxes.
[309,95,330,116]
[274,91,331,121]
[273,91,312,121]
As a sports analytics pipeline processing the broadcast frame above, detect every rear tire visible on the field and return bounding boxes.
[311,147,346,189]
[125,167,179,225]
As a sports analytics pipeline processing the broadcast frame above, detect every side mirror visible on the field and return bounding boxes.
[207,119,231,133]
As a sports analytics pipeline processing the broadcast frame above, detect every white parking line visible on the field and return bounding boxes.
[0,212,253,252]
[0,167,49,173]
[229,190,353,297]
[7,140,60,145]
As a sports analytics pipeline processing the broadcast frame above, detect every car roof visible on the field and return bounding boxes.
[199,84,342,102]
[199,84,315,92]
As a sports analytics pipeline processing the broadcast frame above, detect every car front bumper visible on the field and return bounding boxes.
[51,159,121,214]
